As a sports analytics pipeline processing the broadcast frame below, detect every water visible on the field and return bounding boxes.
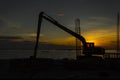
[0,50,76,59]
[0,50,117,59]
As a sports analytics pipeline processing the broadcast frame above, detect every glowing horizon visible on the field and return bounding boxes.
[12,26,117,49]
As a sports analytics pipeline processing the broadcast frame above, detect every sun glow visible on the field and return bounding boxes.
[41,37,76,46]
[86,39,100,46]
[12,28,116,49]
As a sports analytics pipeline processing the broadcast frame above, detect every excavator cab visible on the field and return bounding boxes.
[83,42,105,56]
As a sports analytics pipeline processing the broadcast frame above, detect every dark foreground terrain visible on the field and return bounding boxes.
[0,57,120,79]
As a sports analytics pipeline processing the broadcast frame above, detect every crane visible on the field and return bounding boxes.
[31,12,105,59]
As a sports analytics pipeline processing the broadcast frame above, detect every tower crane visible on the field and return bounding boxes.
[32,12,105,59]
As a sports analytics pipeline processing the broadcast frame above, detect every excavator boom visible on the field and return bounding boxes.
[32,12,88,58]
[42,12,87,47]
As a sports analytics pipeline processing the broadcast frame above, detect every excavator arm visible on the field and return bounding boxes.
[42,12,87,47]
[32,12,87,58]
[32,12,105,59]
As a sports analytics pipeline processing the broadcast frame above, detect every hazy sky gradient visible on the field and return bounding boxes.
[0,0,120,49]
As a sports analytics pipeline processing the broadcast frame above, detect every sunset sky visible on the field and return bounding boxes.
[0,0,120,49]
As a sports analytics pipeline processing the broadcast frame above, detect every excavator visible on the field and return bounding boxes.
[31,12,105,60]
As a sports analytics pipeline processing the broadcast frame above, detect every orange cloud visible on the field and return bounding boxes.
[22,33,44,37]
[56,12,64,17]
[41,37,76,46]
[82,27,116,48]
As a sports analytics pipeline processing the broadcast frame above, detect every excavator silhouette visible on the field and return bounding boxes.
[31,12,105,60]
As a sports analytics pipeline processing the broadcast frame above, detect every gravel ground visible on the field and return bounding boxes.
[0,59,120,79]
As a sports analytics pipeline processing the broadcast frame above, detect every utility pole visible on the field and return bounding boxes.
[117,12,119,54]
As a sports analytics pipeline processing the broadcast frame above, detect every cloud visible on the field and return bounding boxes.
[80,26,117,49]
[0,18,25,37]
[0,18,20,36]
[41,36,76,46]
[0,18,7,28]
[20,33,44,39]
[56,12,64,17]
[89,17,113,21]
[0,36,24,42]
[25,33,44,37]
[89,17,114,26]
[81,16,115,34]
[6,33,45,42]
[89,17,113,25]
[0,36,23,40]
[0,19,4,27]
